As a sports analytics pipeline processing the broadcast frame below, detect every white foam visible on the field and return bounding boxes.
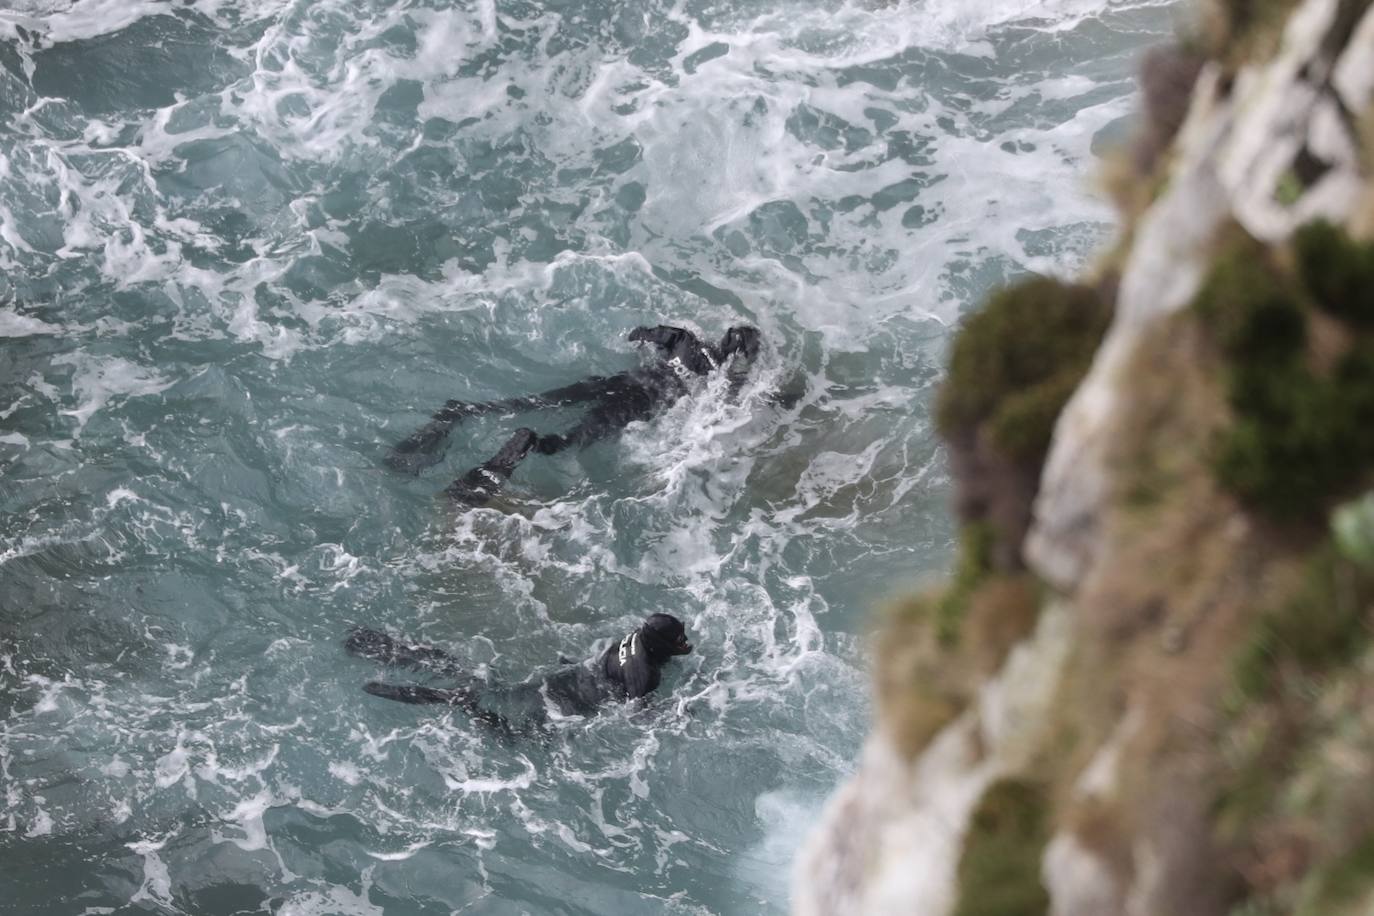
[278,884,385,916]
[51,353,173,434]
[328,761,362,786]
[127,837,174,909]
[153,737,191,789]
[26,674,75,714]
[218,789,272,851]
[24,804,53,838]
[739,791,824,899]
[912,0,1177,49]
[0,310,61,337]
[365,841,431,861]
[101,757,130,778]
[440,755,538,795]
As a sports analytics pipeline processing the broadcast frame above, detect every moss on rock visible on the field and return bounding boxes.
[953,779,1052,916]
[876,594,968,760]
[1192,240,1307,365]
[935,521,995,646]
[1294,219,1374,328]
[938,276,1110,468]
[1194,235,1374,519]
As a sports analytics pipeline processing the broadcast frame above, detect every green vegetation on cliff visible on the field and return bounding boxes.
[932,275,1109,641]
[953,779,1052,916]
[1295,220,1374,326]
[1194,228,1374,519]
[865,5,1374,914]
[937,276,1110,467]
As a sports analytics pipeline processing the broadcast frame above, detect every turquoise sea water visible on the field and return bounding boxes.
[1,1,1177,912]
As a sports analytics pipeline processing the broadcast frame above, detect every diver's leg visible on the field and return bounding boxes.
[525,376,623,408]
[444,427,539,505]
[363,682,464,704]
[386,376,629,475]
[345,627,464,673]
[533,384,655,456]
[363,681,522,736]
[385,399,488,475]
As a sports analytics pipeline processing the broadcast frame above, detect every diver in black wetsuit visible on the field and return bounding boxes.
[384,325,763,505]
[345,614,694,737]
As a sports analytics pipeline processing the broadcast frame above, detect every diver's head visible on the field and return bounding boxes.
[640,613,693,657]
[718,325,761,363]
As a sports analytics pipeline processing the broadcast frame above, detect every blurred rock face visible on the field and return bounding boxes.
[795,2,1374,914]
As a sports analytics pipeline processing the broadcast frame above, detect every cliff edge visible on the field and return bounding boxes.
[795,1,1374,913]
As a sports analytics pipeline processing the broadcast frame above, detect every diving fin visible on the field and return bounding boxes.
[363,682,459,705]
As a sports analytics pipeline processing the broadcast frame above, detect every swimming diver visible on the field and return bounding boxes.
[384,324,763,504]
[345,614,694,736]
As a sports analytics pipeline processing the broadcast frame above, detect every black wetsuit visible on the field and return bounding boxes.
[346,614,693,736]
[384,325,761,504]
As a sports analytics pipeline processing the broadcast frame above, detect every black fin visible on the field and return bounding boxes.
[345,627,397,662]
[346,628,461,671]
[385,418,456,474]
[363,682,457,705]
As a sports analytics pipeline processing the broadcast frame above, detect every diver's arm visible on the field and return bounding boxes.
[628,325,694,354]
[517,374,628,409]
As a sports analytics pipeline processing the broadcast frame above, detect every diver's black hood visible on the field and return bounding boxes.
[639,613,693,658]
[718,325,761,363]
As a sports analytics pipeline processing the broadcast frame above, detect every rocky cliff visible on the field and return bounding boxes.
[795,1,1374,913]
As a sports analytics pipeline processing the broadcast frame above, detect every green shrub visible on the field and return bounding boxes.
[1214,342,1374,518]
[1230,542,1374,705]
[1192,242,1306,365]
[1333,345,1374,456]
[988,371,1084,466]
[1293,220,1374,327]
[938,277,1110,467]
[954,779,1052,916]
[1196,240,1374,518]
[1213,369,1358,518]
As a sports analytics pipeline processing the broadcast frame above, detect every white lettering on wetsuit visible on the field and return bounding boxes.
[617,632,638,666]
[666,356,694,383]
